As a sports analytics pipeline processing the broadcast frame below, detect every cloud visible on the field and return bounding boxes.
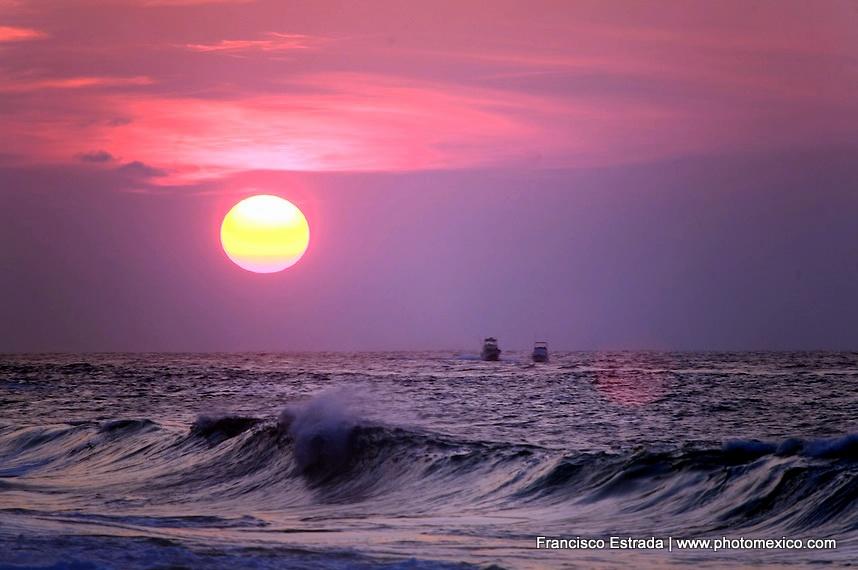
[0,1,854,186]
[77,150,115,163]
[0,71,561,181]
[140,0,253,4]
[1,62,854,185]
[98,73,550,179]
[185,33,320,54]
[0,75,154,92]
[115,160,166,178]
[87,0,254,5]
[0,25,44,42]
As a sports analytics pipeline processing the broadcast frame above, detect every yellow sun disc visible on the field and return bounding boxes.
[220,195,310,273]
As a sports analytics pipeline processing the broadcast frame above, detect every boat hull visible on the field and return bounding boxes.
[481,349,501,361]
[532,344,549,363]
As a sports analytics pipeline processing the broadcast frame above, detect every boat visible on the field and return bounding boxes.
[532,341,549,363]
[481,337,501,361]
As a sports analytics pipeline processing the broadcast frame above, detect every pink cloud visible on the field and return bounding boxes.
[1,64,852,185]
[99,73,545,178]
[144,0,252,3]
[185,33,319,54]
[0,25,44,42]
[0,75,154,92]
[0,1,854,186]
[0,72,569,180]
[124,0,253,5]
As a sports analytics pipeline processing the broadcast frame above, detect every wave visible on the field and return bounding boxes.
[1,392,856,537]
[190,415,261,443]
[100,419,159,434]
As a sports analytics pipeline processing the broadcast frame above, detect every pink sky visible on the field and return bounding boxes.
[2,1,857,352]
[1,0,856,184]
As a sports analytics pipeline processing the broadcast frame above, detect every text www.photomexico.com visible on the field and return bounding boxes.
[534,536,837,551]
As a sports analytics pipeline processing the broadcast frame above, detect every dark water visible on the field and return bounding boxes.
[0,352,856,569]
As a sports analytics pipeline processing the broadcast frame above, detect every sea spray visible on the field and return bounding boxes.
[278,386,368,475]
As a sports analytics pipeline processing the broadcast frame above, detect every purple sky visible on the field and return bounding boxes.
[1,0,857,351]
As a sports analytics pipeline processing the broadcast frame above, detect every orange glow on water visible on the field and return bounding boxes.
[220,195,310,273]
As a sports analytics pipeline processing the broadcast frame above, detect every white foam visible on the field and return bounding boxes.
[278,386,368,472]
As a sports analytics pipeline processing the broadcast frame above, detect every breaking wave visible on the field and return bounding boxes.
[1,390,856,538]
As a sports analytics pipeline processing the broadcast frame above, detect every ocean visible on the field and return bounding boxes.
[0,352,856,569]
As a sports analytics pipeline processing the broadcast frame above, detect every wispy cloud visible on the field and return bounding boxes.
[115,160,166,178]
[76,150,115,163]
[0,75,153,92]
[185,32,320,54]
[131,0,254,5]
[0,25,44,42]
[0,72,555,181]
[98,73,545,178]
[153,0,250,3]
[0,1,854,187]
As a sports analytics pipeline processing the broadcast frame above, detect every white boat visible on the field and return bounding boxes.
[481,337,501,361]
[532,341,549,363]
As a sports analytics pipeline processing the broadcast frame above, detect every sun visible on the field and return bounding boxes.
[220,195,310,273]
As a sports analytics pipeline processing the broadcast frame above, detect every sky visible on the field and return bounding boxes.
[1,0,857,352]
